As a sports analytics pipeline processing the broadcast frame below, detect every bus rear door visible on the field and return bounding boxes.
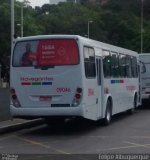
[96,57,103,119]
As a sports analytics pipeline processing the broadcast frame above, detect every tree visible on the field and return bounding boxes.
[0,0,11,77]
[0,0,150,79]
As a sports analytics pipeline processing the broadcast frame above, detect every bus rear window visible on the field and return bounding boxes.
[13,39,79,67]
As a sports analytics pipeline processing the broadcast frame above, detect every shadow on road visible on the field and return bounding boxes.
[17,100,150,137]
[139,100,150,110]
[21,118,100,136]
[19,112,138,137]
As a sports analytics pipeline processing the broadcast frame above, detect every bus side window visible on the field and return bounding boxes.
[103,50,111,78]
[140,61,146,73]
[131,57,138,77]
[119,54,126,77]
[126,55,132,78]
[96,58,101,85]
[111,52,119,77]
[84,46,96,78]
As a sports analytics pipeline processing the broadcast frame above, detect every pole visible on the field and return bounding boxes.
[140,0,143,54]
[88,21,93,38]
[21,2,23,37]
[88,21,90,38]
[11,0,14,47]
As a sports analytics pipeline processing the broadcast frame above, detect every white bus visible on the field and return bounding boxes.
[10,35,141,125]
[139,53,150,100]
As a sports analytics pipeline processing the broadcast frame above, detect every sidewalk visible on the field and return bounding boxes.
[0,118,45,134]
[0,88,46,134]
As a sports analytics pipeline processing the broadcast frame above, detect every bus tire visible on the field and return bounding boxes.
[103,100,112,125]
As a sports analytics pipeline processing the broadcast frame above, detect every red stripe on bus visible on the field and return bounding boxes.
[21,82,31,85]
[120,80,124,83]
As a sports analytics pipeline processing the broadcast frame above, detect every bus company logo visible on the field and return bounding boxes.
[20,77,53,86]
[20,77,54,82]
[88,88,94,96]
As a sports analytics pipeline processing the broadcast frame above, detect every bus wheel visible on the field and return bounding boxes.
[103,100,112,125]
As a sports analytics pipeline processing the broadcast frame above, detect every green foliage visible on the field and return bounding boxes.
[1,0,150,76]
[0,0,11,77]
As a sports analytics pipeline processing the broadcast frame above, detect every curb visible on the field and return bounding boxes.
[0,118,45,134]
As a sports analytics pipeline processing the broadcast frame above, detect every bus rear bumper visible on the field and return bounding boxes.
[10,105,84,119]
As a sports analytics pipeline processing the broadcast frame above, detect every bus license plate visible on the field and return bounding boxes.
[39,96,52,101]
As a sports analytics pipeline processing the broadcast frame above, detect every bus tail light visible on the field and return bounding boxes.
[72,87,83,107]
[10,88,21,107]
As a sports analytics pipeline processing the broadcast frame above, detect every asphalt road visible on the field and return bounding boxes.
[0,103,150,158]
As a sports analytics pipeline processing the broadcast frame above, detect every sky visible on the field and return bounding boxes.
[18,0,66,7]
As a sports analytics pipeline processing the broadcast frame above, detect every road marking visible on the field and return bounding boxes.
[89,135,150,139]
[131,136,150,139]
[16,136,71,154]
[0,135,35,150]
[99,141,150,152]
[103,145,139,151]
[0,135,15,142]
[0,135,20,150]
[125,141,150,148]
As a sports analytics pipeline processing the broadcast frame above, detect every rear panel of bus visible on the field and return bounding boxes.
[10,37,84,118]
[140,54,150,100]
